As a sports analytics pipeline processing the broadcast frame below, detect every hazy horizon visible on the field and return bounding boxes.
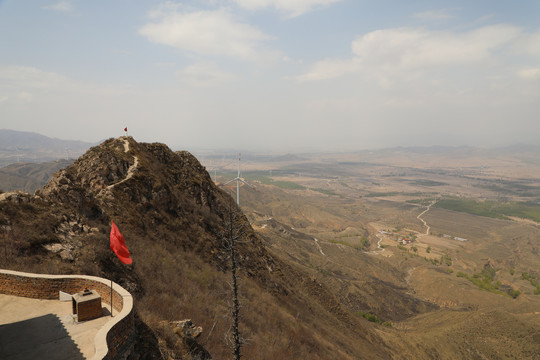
[3,128,540,161]
[1,1,539,152]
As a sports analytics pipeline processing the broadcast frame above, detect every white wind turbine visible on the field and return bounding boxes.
[221,153,254,205]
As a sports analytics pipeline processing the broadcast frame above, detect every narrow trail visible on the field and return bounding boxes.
[416,200,436,237]
[376,235,383,249]
[313,238,326,256]
[106,138,139,190]
[365,234,385,255]
[365,201,436,257]
[405,266,417,285]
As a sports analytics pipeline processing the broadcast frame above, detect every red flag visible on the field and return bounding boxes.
[124,127,127,132]
[110,221,132,264]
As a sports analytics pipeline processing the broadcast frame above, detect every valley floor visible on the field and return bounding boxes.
[210,150,540,359]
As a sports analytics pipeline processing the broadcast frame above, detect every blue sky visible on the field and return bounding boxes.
[0,0,539,151]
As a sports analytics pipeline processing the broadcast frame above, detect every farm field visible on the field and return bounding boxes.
[201,147,540,358]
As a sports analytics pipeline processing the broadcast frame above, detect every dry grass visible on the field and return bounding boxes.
[4,140,540,359]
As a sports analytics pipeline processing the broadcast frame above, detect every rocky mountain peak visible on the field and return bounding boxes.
[28,137,276,280]
[36,137,220,221]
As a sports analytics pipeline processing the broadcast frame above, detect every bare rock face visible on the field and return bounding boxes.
[157,320,212,360]
[0,191,31,203]
[43,243,75,261]
[36,137,222,221]
[172,320,203,340]
[37,138,133,206]
[35,137,276,277]
[2,136,281,359]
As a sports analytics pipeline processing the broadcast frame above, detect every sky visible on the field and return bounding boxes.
[0,0,539,152]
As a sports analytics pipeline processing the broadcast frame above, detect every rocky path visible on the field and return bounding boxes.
[405,266,416,285]
[313,237,326,256]
[106,138,139,190]
[416,201,436,237]
[363,233,387,256]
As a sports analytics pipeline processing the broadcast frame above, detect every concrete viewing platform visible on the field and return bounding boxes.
[0,269,135,359]
[0,294,113,360]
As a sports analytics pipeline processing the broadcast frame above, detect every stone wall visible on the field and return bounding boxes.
[0,269,134,360]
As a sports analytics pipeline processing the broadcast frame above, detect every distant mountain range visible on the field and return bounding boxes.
[0,159,74,193]
[3,129,539,168]
[0,129,96,167]
[2,129,539,194]
[2,134,539,358]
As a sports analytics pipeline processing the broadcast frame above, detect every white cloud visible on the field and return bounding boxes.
[517,68,540,80]
[351,25,521,68]
[298,25,524,83]
[513,28,540,56]
[176,62,238,86]
[42,1,72,12]
[0,66,68,89]
[232,0,342,17]
[147,1,182,19]
[0,96,8,103]
[295,58,357,81]
[18,92,33,101]
[413,9,454,21]
[139,8,272,61]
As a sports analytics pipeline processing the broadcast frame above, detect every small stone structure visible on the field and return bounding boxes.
[0,269,134,360]
[73,288,102,322]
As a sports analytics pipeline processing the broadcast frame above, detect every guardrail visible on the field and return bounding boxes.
[0,269,134,360]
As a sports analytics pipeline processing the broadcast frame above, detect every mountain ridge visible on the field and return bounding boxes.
[0,129,96,167]
[2,135,540,358]
[1,137,395,359]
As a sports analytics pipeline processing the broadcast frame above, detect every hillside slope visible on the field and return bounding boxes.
[0,159,74,193]
[0,137,396,359]
[0,129,94,167]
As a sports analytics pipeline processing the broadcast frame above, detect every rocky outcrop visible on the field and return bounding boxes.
[0,191,32,203]
[1,137,280,358]
[1,136,392,359]
[156,320,211,360]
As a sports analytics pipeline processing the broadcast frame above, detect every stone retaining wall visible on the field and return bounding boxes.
[0,269,134,360]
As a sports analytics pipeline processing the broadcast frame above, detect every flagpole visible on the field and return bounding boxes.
[111,279,113,317]
[109,220,132,318]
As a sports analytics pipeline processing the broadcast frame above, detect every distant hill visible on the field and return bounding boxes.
[0,159,74,193]
[266,153,307,162]
[0,129,96,167]
[379,144,540,157]
[3,136,538,359]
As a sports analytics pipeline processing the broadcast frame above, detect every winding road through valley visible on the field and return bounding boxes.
[416,200,436,237]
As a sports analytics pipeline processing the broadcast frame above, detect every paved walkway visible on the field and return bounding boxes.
[0,294,113,360]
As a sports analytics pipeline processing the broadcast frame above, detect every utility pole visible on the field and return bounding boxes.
[219,200,245,360]
[227,203,241,360]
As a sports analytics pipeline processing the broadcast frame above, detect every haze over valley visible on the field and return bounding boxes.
[1,131,540,358]
[1,0,539,358]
